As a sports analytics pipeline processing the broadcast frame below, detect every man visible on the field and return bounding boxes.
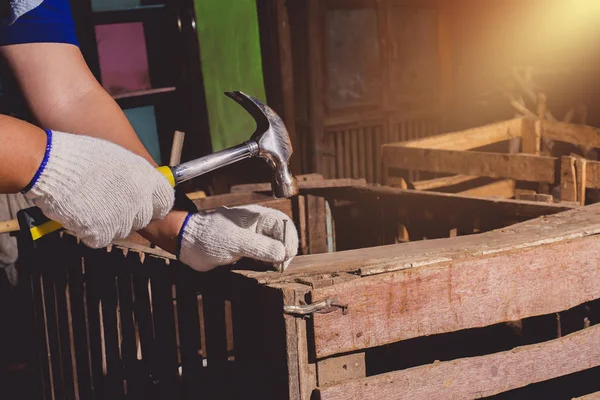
[0,0,299,273]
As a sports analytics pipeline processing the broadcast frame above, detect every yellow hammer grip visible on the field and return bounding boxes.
[157,166,176,187]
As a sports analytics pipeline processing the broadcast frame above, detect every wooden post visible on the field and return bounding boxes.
[576,158,587,205]
[560,156,577,203]
[307,0,324,174]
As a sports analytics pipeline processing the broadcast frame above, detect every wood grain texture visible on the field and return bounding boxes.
[542,120,600,148]
[317,323,600,400]
[585,160,600,189]
[561,156,578,202]
[385,118,522,151]
[230,178,366,193]
[311,235,600,358]
[412,175,477,190]
[317,353,365,387]
[235,187,582,285]
[458,179,515,199]
[383,147,557,183]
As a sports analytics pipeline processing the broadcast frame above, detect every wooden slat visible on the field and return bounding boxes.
[383,147,557,183]
[344,130,352,179]
[311,234,600,358]
[374,126,383,183]
[521,118,539,154]
[317,353,365,387]
[585,160,600,189]
[317,323,600,400]
[458,179,515,198]
[412,175,478,190]
[336,132,344,178]
[365,128,374,183]
[358,129,366,180]
[386,118,522,150]
[351,129,359,179]
[193,192,272,209]
[543,120,600,148]
[561,156,578,202]
[230,178,367,193]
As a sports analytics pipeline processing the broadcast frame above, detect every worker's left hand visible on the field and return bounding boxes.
[177,204,299,272]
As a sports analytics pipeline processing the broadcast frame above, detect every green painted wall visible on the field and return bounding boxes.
[194,0,267,152]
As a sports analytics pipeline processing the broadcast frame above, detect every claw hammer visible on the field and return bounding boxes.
[18,91,299,242]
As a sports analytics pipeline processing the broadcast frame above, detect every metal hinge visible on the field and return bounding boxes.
[283,297,348,316]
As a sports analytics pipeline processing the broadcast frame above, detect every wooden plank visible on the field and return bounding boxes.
[585,160,600,189]
[317,353,365,387]
[230,178,367,193]
[574,392,600,400]
[311,234,600,358]
[235,191,583,285]
[543,120,600,148]
[521,118,539,154]
[412,175,478,191]
[386,118,522,151]
[317,323,600,400]
[374,126,383,183]
[383,147,557,183]
[193,192,272,209]
[561,156,578,202]
[458,179,515,199]
[307,195,328,254]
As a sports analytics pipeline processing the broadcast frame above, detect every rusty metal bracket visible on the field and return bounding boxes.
[283,297,348,316]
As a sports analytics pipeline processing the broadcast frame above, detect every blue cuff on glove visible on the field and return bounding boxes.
[21,129,53,194]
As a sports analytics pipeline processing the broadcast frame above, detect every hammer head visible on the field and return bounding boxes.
[225,91,299,198]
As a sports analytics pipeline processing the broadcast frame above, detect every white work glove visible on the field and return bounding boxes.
[178,204,299,272]
[22,129,174,248]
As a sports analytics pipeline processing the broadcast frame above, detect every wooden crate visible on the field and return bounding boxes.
[382,118,600,206]
[20,183,600,399]
[227,190,600,399]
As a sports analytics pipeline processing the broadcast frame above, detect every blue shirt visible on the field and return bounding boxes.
[0,0,78,47]
[0,0,78,119]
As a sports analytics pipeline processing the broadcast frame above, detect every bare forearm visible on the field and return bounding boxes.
[0,43,185,251]
[0,115,47,193]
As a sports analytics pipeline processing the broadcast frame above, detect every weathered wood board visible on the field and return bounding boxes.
[317,323,600,400]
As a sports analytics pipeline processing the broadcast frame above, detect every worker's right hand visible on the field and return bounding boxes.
[22,129,175,248]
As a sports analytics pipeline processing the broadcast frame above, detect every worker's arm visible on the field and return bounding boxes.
[0,114,175,248]
[0,42,188,253]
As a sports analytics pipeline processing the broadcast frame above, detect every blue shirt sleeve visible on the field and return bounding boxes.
[0,0,79,46]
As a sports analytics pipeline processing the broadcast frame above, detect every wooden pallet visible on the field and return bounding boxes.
[20,183,600,399]
[382,118,600,206]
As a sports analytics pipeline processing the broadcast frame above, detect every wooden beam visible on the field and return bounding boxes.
[384,119,522,151]
[311,235,600,358]
[383,147,557,183]
[457,179,515,198]
[317,323,600,400]
[542,120,600,148]
[230,178,367,193]
[576,158,587,205]
[412,175,478,191]
[307,0,324,173]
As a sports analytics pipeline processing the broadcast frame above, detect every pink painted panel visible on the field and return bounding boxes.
[95,23,151,96]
